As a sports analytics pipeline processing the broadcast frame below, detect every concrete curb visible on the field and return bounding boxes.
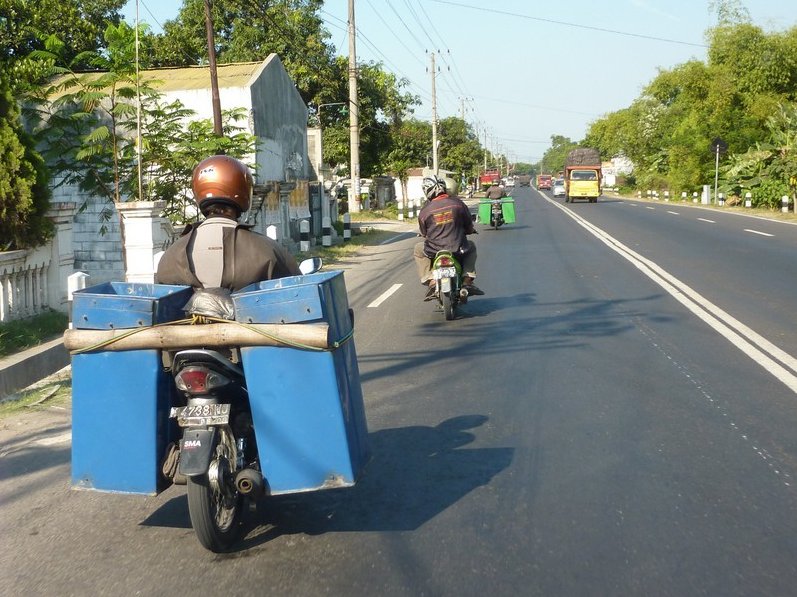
[0,337,69,399]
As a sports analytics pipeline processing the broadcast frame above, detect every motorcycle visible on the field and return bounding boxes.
[431,250,469,320]
[490,198,505,229]
[165,257,325,552]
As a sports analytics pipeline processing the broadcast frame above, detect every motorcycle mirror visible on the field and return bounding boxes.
[299,257,323,275]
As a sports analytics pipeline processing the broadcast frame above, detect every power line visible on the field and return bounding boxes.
[428,0,708,48]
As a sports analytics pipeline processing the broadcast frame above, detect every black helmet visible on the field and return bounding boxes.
[422,175,447,201]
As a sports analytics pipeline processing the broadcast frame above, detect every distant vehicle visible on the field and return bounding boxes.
[479,168,501,190]
[516,174,532,187]
[553,178,566,197]
[564,148,602,203]
[505,177,515,187]
[537,174,552,190]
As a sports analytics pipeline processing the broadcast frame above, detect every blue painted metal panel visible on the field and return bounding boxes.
[71,350,175,495]
[72,282,192,329]
[234,271,351,337]
[234,270,370,493]
[70,282,189,494]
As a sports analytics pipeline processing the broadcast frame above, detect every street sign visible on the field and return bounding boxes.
[711,137,728,154]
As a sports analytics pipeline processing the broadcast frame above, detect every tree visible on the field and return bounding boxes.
[0,73,53,250]
[539,135,578,175]
[1,0,126,88]
[438,117,483,179]
[27,25,146,214]
[150,0,337,105]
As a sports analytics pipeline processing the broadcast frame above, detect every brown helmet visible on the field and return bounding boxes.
[192,155,253,216]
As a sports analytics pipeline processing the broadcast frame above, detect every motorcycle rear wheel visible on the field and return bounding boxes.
[442,290,455,320]
[187,427,243,552]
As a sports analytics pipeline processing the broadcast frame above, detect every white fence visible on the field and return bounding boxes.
[0,202,77,325]
[0,249,51,323]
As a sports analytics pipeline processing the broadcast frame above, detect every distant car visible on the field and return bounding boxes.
[553,178,566,197]
[505,177,515,188]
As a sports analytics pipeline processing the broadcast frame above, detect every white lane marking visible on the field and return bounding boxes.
[34,431,72,446]
[667,210,680,215]
[550,197,797,394]
[745,229,774,237]
[368,283,403,308]
[698,218,716,223]
[646,206,655,210]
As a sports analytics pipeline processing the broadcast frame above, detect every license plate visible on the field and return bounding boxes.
[170,403,231,427]
[433,267,457,279]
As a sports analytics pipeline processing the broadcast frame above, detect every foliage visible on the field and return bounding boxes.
[0,72,53,250]
[150,0,336,106]
[539,135,578,175]
[0,310,67,358]
[24,26,256,227]
[438,117,483,178]
[719,103,797,206]
[0,0,126,79]
[582,8,797,197]
[26,25,147,213]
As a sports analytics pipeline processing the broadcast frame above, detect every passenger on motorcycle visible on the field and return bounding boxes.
[155,155,301,291]
[485,183,506,200]
[413,175,484,300]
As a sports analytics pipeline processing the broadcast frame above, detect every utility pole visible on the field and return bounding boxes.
[347,0,361,212]
[203,0,223,138]
[135,0,144,199]
[430,51,439,175]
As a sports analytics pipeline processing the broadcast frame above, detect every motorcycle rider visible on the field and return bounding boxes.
[485,182,506,200]
[413,175,484,300]
[155,155,301,291]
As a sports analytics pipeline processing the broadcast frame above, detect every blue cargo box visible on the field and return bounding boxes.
[72,282,193,329]
[71,282,192,495]
[232,270,370,494]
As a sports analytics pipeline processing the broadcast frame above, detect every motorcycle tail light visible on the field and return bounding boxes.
[438,256,454,267]
[175,366,230,393]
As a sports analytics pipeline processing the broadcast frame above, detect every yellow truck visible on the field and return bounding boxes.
[564,148,602,203]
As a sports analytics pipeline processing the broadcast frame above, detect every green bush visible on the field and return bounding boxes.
[753,178,790,208]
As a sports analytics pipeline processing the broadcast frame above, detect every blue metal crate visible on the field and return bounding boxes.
[71,282,191,495]
[72,282,193,329]
[233,270,370,493]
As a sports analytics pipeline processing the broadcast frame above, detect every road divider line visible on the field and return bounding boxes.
[367,284,403,308]
[549,197,797,393]
[698,218,716,223]
[744,229,774,237]
[667,210,680,215]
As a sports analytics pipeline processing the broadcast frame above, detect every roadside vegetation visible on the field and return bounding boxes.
[0,310,68,359]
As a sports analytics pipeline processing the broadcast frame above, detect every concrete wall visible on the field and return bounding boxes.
[250,55,310,182]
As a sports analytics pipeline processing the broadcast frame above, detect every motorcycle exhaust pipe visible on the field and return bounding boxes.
[235,468,266,497]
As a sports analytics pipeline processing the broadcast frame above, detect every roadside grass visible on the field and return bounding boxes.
[296,224,401,264]
[0,368,72,416]
[0,310,68,359]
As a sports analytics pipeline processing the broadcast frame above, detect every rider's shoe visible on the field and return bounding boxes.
[463,283,485,296]
[424,284,438,301]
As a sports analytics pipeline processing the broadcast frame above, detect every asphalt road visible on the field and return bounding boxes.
[3,187,797,596]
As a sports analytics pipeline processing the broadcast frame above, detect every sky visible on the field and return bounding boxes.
[121,0,797,164]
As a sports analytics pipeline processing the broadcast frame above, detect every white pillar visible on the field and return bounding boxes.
[115,200,169,284]
[745,192,752,208]
[46,201,77,312]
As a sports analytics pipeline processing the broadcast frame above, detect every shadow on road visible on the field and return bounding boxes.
[140,414,513,552]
